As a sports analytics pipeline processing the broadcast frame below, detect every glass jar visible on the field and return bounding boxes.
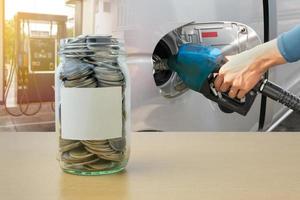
[55,36,130,175]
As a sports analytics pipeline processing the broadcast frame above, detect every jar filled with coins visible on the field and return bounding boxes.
[55,35,130,175]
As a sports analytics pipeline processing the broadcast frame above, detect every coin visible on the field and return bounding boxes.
[99,152,124,162]
[84,144,115,154]
[108,137,126,152]
[82,140,108,145]
[64,77,97,88]
[59,139,77,146]
[62,151,95,164]
[86,161,114,170]
[60,141,82,153]
[69,148,94,160]
[62,157,100,168]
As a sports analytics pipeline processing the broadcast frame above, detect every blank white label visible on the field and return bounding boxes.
[61,87,122,140]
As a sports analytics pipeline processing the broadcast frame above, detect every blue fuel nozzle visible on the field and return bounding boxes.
[167,44,224,92]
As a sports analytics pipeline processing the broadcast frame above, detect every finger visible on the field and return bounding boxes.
[237,90,247,99]
[220,82,231,92]
[228,87,239,99]
[214,75,223,91]
[225,55,233,60]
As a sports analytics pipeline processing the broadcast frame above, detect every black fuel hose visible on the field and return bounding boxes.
[259,79,300,112]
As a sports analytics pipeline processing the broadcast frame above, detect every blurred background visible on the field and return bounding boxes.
[0,0,299,132]
[0,0,77,132]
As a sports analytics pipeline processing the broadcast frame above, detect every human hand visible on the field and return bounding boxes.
[214,39,286,99]
[214,55,266,99]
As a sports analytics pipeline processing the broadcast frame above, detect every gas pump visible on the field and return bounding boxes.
[4,12,67,116]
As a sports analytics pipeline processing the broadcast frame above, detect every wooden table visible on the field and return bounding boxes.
[1,132,300,200]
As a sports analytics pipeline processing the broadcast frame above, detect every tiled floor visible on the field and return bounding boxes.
[0,65,56,132]
[0,103,55,132]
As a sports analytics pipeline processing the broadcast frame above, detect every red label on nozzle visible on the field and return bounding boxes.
[201,32,218,38]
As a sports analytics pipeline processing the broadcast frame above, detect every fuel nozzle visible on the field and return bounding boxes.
[167,43,300,115]
[167,44,224,92]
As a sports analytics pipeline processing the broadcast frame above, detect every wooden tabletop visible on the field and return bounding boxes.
[1,132,300,200]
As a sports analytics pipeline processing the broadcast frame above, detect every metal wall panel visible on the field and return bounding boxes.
[264,0,300,130]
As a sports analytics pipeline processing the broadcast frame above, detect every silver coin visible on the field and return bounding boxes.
[62,151,95,164]
[98,152,124,162]
[62,157,100,168]
[61,64,93,80]
[94,73,123,82]
[69,148,94,160]
[94,67,122,76]
[86,160,115,170]
[61,49,93,53]
[82,140,108,145]
[108,137,126,152]
[87,45,120,51]
[60,141,82,153]
[94,68,122,75]
[59,138,77,146]
[87,35,117,43]
[64,77,96,88]
[89,57,118,63]
[84,144,115,153]
[98,80,124,86]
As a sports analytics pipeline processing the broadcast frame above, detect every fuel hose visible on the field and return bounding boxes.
[259,79,300,112]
